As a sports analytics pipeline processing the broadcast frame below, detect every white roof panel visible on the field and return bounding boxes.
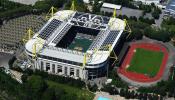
[40,47,84,63]
[102,3,122,10]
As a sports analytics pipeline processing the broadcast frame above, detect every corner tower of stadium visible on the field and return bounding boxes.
[25,10,126,80]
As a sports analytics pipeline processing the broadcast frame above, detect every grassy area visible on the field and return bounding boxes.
[68,38,92,52]
[127,48,164,77]
[47,81,95,100]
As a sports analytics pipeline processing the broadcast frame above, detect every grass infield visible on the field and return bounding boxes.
[127,48,164,77]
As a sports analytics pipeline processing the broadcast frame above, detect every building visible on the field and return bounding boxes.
[100,3,122,15]
[25,10,126,80]
[83,0,90,4]
[100,3,143,18]
[164,0,175,18]
[9,0,39,5]
[134,0,161,5]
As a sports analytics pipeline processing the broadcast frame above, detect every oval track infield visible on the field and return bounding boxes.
[118,43,169,83]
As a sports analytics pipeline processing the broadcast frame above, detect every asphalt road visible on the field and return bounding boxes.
[0,52,13,67]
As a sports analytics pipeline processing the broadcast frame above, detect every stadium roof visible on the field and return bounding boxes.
[25,10,125,66]
[102,3,122,10]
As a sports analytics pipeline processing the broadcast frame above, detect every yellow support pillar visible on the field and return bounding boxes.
[83,53,87,68]
[46,6,57,19]
[32,43,37,60]
[51,6,54,18]
[112,8,117,18]
[70,0,76,11]
[108,44,112,55]
[124,19,127,28]
[108,44,118,66]
[124,19,132,38]
[31,39,44,60]
[28,28,33,40]
[22,28,34,44]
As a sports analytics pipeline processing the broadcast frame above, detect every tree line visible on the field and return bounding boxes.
[0,0,67,20]
[0,69,87,100]
[103,67,175,99]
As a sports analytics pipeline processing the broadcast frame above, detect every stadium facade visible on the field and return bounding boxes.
[25,10,126,80]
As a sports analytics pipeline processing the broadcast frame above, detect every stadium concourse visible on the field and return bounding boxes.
[118,37,175,87]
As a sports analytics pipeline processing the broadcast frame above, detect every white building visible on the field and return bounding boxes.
[83,0,90,4]
[134,0,161,5]
[100,3,122,14]
[9,0,39,5]
[25,10,126,80]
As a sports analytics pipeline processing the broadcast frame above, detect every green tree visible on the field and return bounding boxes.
[92,0,102,13]
[152,7,161,19]
[41,87,55,100]
[25,75,47,99]
[55,88,65,100]
[34,1,51,12]
[152,11,159,19]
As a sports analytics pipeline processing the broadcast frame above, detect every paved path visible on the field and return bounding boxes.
[94,92,126,100]
[0,52,13,68]
[155,12,164,27]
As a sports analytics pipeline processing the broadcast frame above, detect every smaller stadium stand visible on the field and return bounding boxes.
[71,12,109,30]
[52,23,72,44]
[118,43,130,66]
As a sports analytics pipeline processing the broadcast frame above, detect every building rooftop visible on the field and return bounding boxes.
[102,3,122,10]
[25,10,125,67]
[9,0,39,5]
[166,0,175,13]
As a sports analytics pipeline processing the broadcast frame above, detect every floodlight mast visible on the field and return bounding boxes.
[111,8,132,39]
[124,19,132,38]
[70,0,76,11]
[22,28,34,44]
[31,38,44,70]
[113,8,117,18]
[46,6,57,20]
[32,38,44,60]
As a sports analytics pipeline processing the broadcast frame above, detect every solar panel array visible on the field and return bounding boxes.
[88,30,110,50]
[38,19,62,40]
[100,31,119,50]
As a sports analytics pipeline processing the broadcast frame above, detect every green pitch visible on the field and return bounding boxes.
[127,48,164,77]
[68,38,92,52]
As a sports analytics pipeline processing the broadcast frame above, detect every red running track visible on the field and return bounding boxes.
[118,43,169,82]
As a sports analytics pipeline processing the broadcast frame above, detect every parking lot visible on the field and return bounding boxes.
[0,52,13,67]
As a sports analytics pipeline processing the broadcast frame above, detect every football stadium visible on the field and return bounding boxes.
[118,42,169,86]
[25,10,126,80]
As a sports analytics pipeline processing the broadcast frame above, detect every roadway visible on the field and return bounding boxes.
[0,52,13,68]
